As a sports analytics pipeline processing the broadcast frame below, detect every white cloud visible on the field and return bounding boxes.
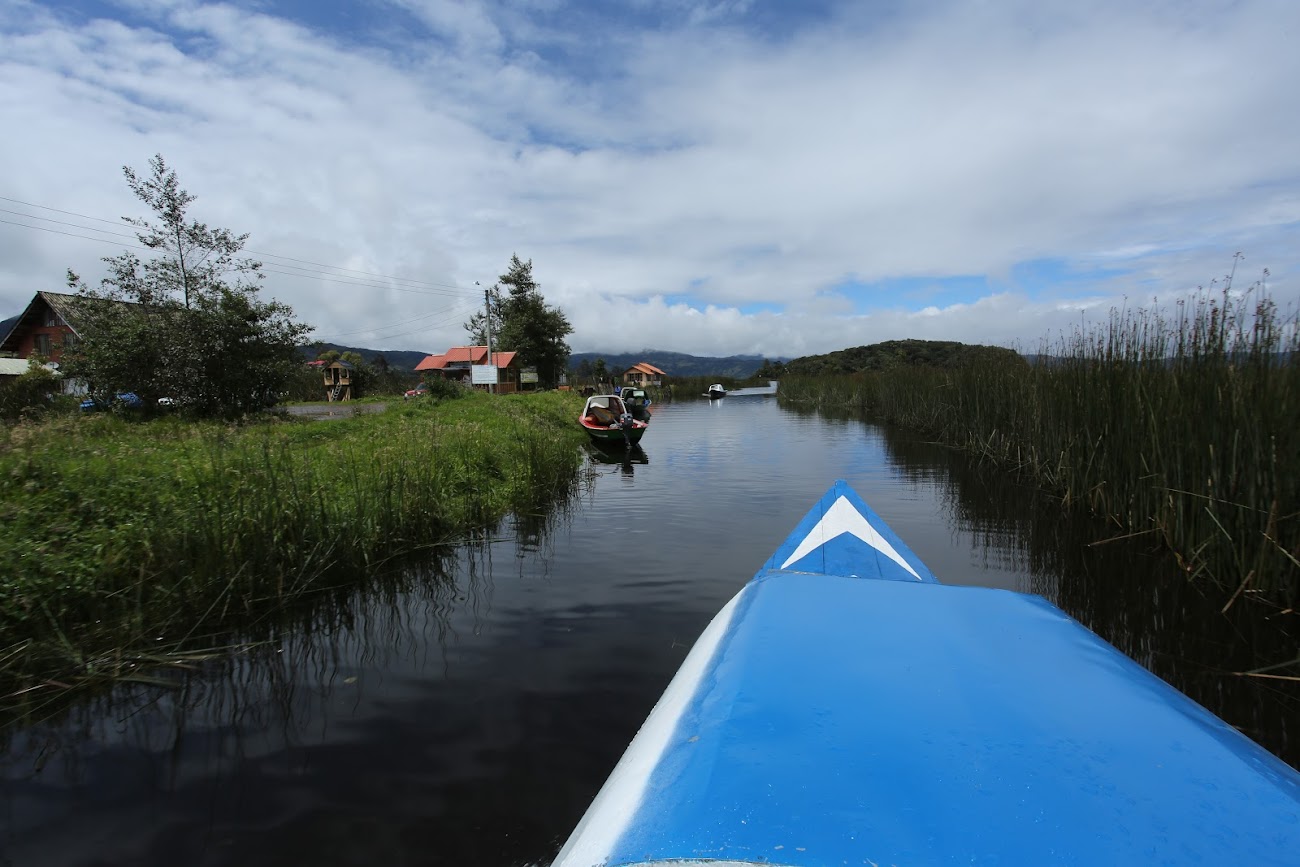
[1,0,1297,360]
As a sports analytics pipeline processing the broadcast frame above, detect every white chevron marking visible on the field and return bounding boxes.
[779,495,921,579]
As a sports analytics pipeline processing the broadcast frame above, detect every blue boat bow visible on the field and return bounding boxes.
[555,481,1300,866]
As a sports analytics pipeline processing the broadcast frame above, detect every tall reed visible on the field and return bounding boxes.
[781,280,1299,603]
[0,390,588,685]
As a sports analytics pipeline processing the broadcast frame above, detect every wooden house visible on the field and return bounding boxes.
[0,292,135,393]
[622,362,666,387]
[323,360,354,401]
[415,345,524,393]
[0,292,93,364]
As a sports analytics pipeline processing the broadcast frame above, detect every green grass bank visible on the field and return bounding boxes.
[0,390,587,687]
[780,290,1300,606]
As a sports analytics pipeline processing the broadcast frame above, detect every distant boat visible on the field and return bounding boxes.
[579,393,647,446]
[726,380,779,397]
[705,383,726,399]
[554,479,1300,866]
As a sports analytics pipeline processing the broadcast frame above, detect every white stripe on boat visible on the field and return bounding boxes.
[779,495,921,579]
[552,588,749,867]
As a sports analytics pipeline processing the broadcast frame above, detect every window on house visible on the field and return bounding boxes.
[33,334,52,356]
[63,333,77,349]
[45,311,62,327]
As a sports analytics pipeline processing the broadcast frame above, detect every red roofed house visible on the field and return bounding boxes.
[1,292,91,365]
[415,345,525,393]
[622,362,666,387]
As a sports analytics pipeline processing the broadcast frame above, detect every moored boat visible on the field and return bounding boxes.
[554,480,1300,866]
[705,383,726,399]
[579,393,648,446]
[619,387,653,422]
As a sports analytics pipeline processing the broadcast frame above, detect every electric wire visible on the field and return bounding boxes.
[1,210,485,341]
[0,194,472,293]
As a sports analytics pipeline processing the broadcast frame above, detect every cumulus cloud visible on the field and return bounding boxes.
[1,0,1296,359]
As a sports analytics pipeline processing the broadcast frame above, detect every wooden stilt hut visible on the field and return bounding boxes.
[324,360,354,401]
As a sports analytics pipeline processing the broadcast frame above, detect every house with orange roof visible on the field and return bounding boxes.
[622,361,666,387]
[415,345,526,393]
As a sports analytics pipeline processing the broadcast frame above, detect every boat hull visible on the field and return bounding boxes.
[581,422,646,445]
[555,480,1300,867]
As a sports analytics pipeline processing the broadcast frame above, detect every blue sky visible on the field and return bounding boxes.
[2,0,1298,357]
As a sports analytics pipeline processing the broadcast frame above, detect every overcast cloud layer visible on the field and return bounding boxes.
[2,0,1298,358]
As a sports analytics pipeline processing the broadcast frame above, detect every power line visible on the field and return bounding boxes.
[0,193,474,294]
[0,215,483,338]
[0,215,467,297]
[328,298,478,337]
[1,193,492,342]
[0,207,138,241]
[316,300,481,344]
[1,213,473,298]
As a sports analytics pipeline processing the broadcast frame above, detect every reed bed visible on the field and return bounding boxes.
[780,286,1300,604]
[0,390,587,686]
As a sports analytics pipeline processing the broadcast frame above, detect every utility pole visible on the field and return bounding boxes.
[483,286,495,395]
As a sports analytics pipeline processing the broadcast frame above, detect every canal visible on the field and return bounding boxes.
[2,395,1295,865]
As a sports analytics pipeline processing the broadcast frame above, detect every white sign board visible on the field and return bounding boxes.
[471,364,498,385]
[520,369,539,384]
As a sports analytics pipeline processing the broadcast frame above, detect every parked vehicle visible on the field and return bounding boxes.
[403,383,429,400]
[79,392,143,412]
[554,479,1300,866]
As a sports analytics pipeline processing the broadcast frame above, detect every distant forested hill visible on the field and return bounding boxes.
[0,314,19,339]
[301,343,430,370]
[569,350,775,378]
[784,340,1024,375]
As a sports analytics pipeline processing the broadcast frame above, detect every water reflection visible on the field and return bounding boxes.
[2,397,1295,867]
[585,442,649,478]
[873,422,1298,765]
[0,482,594,866]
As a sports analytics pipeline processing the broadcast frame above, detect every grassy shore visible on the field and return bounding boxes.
[0,390,588,688]
[780,288,1299,605]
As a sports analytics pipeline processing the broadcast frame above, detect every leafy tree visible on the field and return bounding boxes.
[465,255,573,388]
[339,351,372,397]
[593,358,607,384]
[65,155,312,416]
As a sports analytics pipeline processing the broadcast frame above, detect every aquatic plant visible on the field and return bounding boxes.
[781,278,1299,605]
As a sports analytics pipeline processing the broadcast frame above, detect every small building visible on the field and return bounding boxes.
[323,360,353,401]
[0,357,33,385]
[622,362,666,387]
[415,345,525,393]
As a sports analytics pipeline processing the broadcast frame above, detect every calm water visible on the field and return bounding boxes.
[2,397,1295,866]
